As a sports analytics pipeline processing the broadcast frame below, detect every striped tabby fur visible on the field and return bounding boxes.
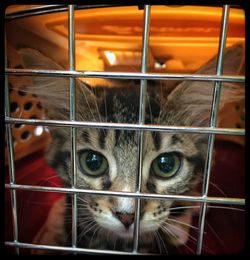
[18,44,244,253]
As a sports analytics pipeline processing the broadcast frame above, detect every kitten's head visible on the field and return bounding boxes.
[19,44,244,251]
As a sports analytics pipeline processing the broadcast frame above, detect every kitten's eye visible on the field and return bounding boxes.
[151,152,181,178]
[78,150,108,177]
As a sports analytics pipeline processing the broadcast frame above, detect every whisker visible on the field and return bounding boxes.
[64,215,90,222]
[77,196,89,204]
[42,175,65,187]
[155,230,168,254]
[78,223,97,243]
[146,93,153,124]
[160,223,180,242]
[209,181,229,197]
[205,220,226,249]
[156,82,163,125]
[89,224,101,247]
[77,211,93,217]
[168,218,198,230]
[163,221,198,243]
[153,231,162,254]
[79,83,97,122]
[162,222,197,254]
[169,205,200,211]
[206,205,245,212]
[178,239,196,255]
[78,220,97,242]
[103,87,108,123]
[78,217,94,227]
[91,86,103,123]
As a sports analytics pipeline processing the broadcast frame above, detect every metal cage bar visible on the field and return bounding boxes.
[4,4,245,255]
[5,42,19,255]
[196,5,230,254]
[5,4,122,20]
[5,68,245,83]
[68,5,78,250]
[5,4,244,20]
[133,5,151,252]
[4,117,245,136]
[5,241,148,255]
[5,183,245,205]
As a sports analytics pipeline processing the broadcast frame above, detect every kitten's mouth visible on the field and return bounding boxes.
[111,221,153,240]
[117,225,135,239]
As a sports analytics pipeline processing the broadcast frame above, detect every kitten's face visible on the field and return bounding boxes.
[47,85,205,248]
[74,129,203,241]
[18,45,244,251]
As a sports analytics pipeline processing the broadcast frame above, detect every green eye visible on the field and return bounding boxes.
[78,150,108,177]
[151,152,181,178]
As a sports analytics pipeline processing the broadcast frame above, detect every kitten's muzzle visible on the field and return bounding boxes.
[115,211,135,229]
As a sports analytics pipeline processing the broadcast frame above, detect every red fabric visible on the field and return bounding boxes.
[5,150,64,254]
[203,140,245,254]
[180,140,245,254]
[5,141,245,254]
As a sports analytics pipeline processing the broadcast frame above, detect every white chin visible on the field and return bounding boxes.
[114,225,135,240]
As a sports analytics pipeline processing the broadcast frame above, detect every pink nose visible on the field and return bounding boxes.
[115,212,134,229]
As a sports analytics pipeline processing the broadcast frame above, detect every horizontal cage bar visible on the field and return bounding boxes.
[5,241,146,255]
[5,184,245,205]
[5,4,244,20]
[5,117,245,136]
[5,68,245,83]
[5,4,124,20]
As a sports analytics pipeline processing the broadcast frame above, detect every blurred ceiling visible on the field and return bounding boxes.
[5,5,245,73]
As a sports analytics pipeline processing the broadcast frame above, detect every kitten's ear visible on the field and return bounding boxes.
[18,47,64,70]
[197,43,244,75]
[18,48,97,120]
[163,44,245,127]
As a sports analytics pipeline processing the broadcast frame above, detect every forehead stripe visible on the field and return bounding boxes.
[151,132,161,150]
[98,129,108,149]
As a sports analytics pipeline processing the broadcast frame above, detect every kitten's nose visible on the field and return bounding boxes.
[115,212,134,229]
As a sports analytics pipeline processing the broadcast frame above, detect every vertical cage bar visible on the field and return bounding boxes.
[68,4,77,249]
[5,39,19,254]
[133,5,151,253]
[196,5,230,255]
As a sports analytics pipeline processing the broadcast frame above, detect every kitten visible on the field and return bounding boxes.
[17,44,244,254]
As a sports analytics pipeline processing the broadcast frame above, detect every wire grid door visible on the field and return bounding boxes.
[5,4,245,255]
